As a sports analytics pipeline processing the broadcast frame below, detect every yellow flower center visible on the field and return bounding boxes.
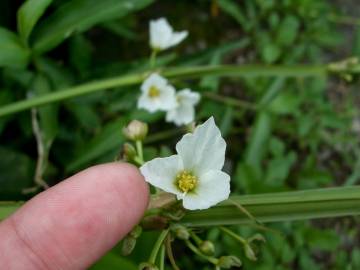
[176,170,198,193]
[148,85,160,98]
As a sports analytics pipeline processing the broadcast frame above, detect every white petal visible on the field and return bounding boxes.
[137,93,153,112]
[150,18,173,50]
[168,31,188,48]
[166,104,195,126]
[182,170,230,210]
[177,89,200,106]
[176,117,226,175]
[156,85,177,111]
[140,155,183,195]
[141,73,168,93]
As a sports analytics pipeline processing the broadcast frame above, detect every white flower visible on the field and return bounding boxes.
[166,89,200,126]
[140,117,230,210]
[137,73,177,113]
[150,18,188,51]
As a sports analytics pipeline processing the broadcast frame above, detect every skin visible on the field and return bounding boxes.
[0,163,149,270]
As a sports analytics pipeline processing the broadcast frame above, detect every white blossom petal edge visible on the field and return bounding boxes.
[140,117,230,210]
[150,18,188,51]
[166,89,200,126]
[137,73,177,113]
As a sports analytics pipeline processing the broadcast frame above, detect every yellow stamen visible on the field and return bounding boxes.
[175,170,198,193]
[148,85,160,98]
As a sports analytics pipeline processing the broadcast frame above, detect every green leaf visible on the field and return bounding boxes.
[276,15,300,46]
[305,228,339,251]
[217,0,249,30]
[261,43,281,64]
[0,147,34,200]
[17,0,53,43]
[66,118,126,172]
[353,26,360,58]
[0,27,30,68]
[245,111,272,168]
[32,0,154,54]
[269,92,300,115]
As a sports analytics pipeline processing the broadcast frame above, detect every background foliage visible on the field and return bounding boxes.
[1,0,360,269]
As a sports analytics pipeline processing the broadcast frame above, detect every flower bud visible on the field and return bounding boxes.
[129,225,143,238]
[199,240,215,255]
[248,233,266,244]
[121,235,137,256]
[217,255,242,269]
[123,120,148,141]
[244,244,257,261]
[172,224,190,240]
[122,143,137,161]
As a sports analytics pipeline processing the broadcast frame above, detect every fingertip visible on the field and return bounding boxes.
[84,162,150,210]
[0,162,150,270]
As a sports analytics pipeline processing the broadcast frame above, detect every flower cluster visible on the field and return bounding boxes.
[137,18,200,126]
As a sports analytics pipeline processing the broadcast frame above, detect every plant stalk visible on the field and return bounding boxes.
[0,64,329,117]
[1,186,360,226]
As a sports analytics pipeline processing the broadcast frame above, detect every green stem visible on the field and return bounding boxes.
[149,229,169,264]
[203,92,257,110]
[220,226,247,244]
[135,140,144,164]
[189,230,203,246]
[179,185,360,227]
[150,50,158,68]
[166,236,180,270]
[0,64,329,117]
[159,244,165,270]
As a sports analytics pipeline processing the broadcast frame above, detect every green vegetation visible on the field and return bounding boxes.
[1,0,360,269]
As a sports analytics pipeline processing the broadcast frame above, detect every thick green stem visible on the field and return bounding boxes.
[135,140,144,164]
[179,185,360,227]
[0,64,329,117]
[1,186,360,226]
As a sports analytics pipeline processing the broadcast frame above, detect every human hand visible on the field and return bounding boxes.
[0,163,149,270]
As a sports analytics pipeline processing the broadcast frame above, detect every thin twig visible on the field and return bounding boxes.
[30,109,49,190]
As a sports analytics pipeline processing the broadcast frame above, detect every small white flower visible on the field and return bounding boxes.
[140,117,230,210]
[137,73,177,113]
[150,17,188,51]
[166,89,200,126]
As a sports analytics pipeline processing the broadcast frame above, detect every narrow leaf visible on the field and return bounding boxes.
[0,27,30,68]
[17,0,53,43]
[32,0,154,53]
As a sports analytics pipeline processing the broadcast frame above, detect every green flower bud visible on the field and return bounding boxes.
[121,235,136,256]
[123,120,148,141]
[248,233,266,244]
[130,225,143,238]
[244,244,257,261]
[199,240,215,256]
[172,225,190,240]
[175,227,190,240]
[122,143,137,161]
[217,255,242,269]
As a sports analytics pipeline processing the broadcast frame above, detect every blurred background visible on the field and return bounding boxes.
[1,0,360,269]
